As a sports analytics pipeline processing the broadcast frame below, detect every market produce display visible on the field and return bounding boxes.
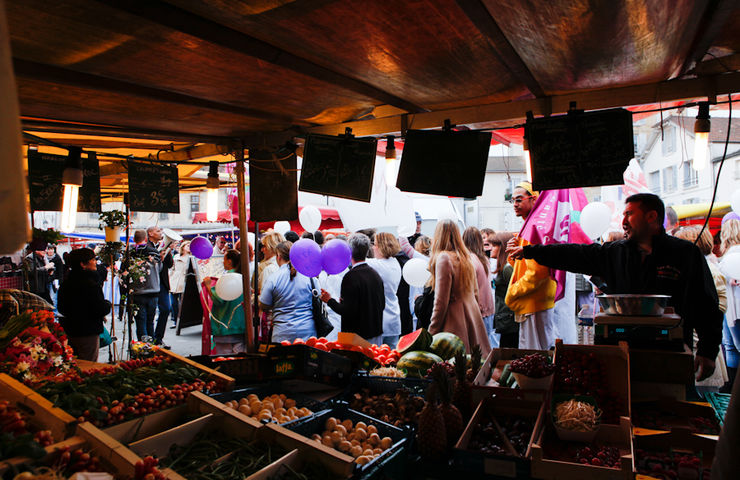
[279,338,400,366]
[509,353,555,379]
[349,389,424,427]
[310,416,394,465]
[367,366,405,378]
[160,432,286,479]
[452,347,482,421]
[428,333,465,361]
[221,393,313,424]
[416,385,447,459]
[0,400,54,460]
[554,399,601,433]
[634,449,710,479]
[397,351,443,378]
[575,445,621,467]
[632,404,721,435]
[397,329,433,355]
[467,415,535,457]
[268,460,334,480]
[433,366,463,448]
[33,356,220,426]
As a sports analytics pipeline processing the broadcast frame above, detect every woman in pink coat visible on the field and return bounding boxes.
[428,220,491,357]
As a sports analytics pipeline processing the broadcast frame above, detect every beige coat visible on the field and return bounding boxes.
[429,252,491,357]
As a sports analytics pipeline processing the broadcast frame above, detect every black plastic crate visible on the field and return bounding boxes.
[332,348,380,371]
[348,372,431,397]
[285,405,409,476]
[266,344,352,387]
[209,382,330,418]
[188,353,268,384]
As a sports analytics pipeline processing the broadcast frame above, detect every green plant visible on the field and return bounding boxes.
[98,242,123,262]
[98,210,127,229]
[31,228,64,244]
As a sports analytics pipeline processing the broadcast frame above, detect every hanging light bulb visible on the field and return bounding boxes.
[60,147,83,233]
[693,102,711,171]
[206,161,220,222]
[523,137,532,182]
[385,135,398,187]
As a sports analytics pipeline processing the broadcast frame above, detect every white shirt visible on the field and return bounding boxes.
[366,257,402,337]
[319,268,349,342]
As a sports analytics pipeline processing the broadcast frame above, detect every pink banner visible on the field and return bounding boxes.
[518,189,592,301]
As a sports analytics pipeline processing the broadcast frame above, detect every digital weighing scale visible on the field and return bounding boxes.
[594,307,685,350]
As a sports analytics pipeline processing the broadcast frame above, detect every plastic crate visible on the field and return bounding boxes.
[188,353,268,385]
[284,405,408,477]
[704,392,731,426]
[340,374,429,429]
[266,344,353,387]
[332,349,380,371]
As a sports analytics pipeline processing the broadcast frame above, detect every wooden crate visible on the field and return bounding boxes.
[630,347,694,401]
[453,394,547,478]
[0,373,76,441]
[473,348,554,404]
[155,347,236,390]
[531,417,634,480]
[632,399,720,438]
[633,428,716,479]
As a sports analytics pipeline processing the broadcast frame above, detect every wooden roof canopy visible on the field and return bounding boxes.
[9,0,740,193]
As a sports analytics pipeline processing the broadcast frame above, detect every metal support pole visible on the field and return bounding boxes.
[234,146,254,352]
[253,221,260,344]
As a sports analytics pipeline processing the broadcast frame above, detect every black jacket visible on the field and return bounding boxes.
[49,254,64,282]
[522,233,723,359]
[394,252,413,335]
[327,263,385,340]
[58,269,110,337]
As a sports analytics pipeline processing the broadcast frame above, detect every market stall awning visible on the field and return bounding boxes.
[672,203,732,220]
[192,205,343,234]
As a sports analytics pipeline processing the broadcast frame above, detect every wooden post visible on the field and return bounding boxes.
[234,146,253,352]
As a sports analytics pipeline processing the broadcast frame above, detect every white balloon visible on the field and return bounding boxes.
[273,221,291,235]
[731,190,740,214]
[720,252,740,280]
[580,202,612,239]
[299,205,322,233]
[215,272,243,301]
[246,232,256,247]
[403,257,431,287]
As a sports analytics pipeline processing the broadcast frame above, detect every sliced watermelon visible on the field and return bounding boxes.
[397,328,433,355]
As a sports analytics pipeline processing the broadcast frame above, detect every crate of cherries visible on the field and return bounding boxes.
[509,354,556,390]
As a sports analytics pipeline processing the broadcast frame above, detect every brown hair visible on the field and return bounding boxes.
[480,228,495,238]
[491,232,515,275]
[429,220,476,295]
[224,249,242,274]
[675,226,713,256]
[275,241,297,280]
[374,232,401,259]
[721,219,740,254]
[414,235,431,256]
[463,226,489,276]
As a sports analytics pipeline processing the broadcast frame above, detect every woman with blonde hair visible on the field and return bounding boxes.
[463,226,497,348]
[720,219,740,392]
[367,232,402,347]
[428,220,491,356]
[256,231,284,341]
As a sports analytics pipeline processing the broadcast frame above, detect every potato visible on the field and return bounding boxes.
[363,449,374,457]
[368,433,380,446]
[311,434,322,442]
[342,419,353,430]
[325,417,338,430]
[257,411,272,421]
[237,405,252,416]
[350,439,361,447]
[367,425,378,435]
[355,421,367,431]
[380,437,393,449]
[287,407,297,416]
[356,456,371,465]
[354,428,367,441]
[346,432,355,441]
[284,398,296,408]
[350,445,363,457]
[275,407,287,416]
[279,393,287,401]
[373,448,383,455]
[247,394,258,401]
[250,401,263,413]
[330,431,343,445]
[335,424,347,436]
[338,440,352,452]
[322,435,334,447]
[273,398,284,410]
[239,397,249,405]
[299,407,311,417]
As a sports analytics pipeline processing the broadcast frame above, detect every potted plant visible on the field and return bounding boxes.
[98,241,124,263]
[29,228,65,251]
[99,210,127,242]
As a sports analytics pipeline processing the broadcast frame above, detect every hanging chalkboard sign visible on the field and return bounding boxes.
[397,129,492,197]
[249,150,298,222]
[127,161,180,213]
[528,108,634,191]
[299,133,377,202]
[27,150,101,212]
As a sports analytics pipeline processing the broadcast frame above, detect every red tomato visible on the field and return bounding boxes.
[376,355,387,364]
[380,345,391,354]
[306,337,318,347]
[293,338,305,345]
[314,343,328,351]
[363,346,374,358]
[280,341,291,346]
[351,345,364,352]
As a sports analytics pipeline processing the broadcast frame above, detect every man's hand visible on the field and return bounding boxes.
[319,289,332,303]
[507,245,525,260]
[694,355,716,382]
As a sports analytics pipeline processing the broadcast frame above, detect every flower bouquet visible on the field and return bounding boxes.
[117,257,151,294]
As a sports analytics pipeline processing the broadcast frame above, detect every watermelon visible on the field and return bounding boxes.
[429,332,465,360]
[397,351,443,377]
[397,328,433,355]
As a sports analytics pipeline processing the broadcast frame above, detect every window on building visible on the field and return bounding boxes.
[661,125,676,156]
[649,171,661,194]
[682,161,698,188]
[190,194,200,214]
[662,166,677,192]
[159,212,169,221]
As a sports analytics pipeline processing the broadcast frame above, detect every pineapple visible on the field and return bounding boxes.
[452,350,473,421]
[466,344,483,382]
[433,364,464,448]
[417,383,447,459]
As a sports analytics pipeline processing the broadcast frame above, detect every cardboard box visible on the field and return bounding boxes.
[531,417,635,480]
[630,347,694,401]
[453,394,546,478]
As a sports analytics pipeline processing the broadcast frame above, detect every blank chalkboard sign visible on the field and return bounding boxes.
[528,108,634,191]
[249,150,298,222]
[127,161,180,213]
[397,129,492,197]
[299,134,377,202]
[27,150,101,212]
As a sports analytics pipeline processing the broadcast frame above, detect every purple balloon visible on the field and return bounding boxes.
[321,239,351,275]
[289,238,322,277]
[723,212,740,225]
[190,236,213,260]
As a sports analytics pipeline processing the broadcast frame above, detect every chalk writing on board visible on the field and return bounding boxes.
[27,150,101,212]
[299,134,377,202]
[528,108,634,191]
[127,161,180,213]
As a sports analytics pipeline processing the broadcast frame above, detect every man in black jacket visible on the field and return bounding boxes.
[320,233,385,344]
[145,227,174,347]
[58,248,110,361]
[508,193,722,381]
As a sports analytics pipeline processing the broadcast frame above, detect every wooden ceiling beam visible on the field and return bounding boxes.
[306,71,740,137]
[694,53,740,76]
[13,59,298,125]
[455,0,545,98]
[679,0,738,77]
[96,0,427,114]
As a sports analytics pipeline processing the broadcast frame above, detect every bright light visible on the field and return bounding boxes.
[693,131,709,171]
[206,188,219,222]
[60,184,79,232]
[385,158,398,187]
[523,149,532,182]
